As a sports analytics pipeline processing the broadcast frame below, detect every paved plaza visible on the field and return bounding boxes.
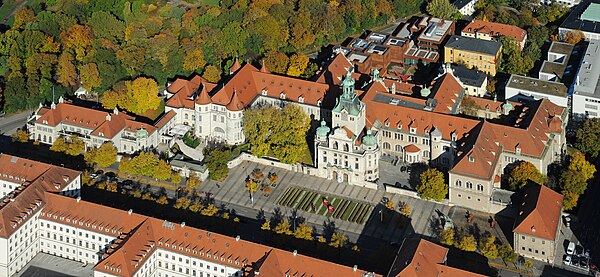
[16,252,94,277]
[199,161,451,245]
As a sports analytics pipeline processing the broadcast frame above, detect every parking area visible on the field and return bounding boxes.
[377,159,426,191]
[552,216,595,276]
[16,252,94,277]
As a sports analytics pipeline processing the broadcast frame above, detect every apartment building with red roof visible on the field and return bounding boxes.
[461,19,528,50]
[28,97,177,155]
[513,183,564,262]
[0,154,80,277]
[0,154,377,277]
[388,238,486,277]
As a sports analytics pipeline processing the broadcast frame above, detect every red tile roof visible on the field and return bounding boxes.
[404,144,421,153]
[40,194,376,277]
[154,110,177,129]
[431,73,463,114]
[0,154,80,238]
[389,238,485,277]
[463,20,527,42]
[513,183,563,240]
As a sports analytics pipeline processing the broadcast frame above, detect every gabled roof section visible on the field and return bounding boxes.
[431,73,464,114]
[0,155,80,238]
[462,20,527,42]
[389,238,485,277]
[513,183,563,240]
[316,53,354,84]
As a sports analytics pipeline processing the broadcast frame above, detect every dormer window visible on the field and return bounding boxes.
[451,133,458,141]
[43,120,48,124]
[298,96,304,103]
[317,100,322,106]
[280,92,286,99]
[409,127,416,134]
[516,146,521,155]
[99,132,104,137]
[261,88,268,95]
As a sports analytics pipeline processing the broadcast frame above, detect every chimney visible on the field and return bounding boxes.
[235,235,240,241]
[58,96,64,103]
[76,197,81,203]
[353,265,358,272]
[181,222,185,227]
[293,250,297,256]
[128,209,133,215]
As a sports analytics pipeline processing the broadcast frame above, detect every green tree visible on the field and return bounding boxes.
[261,219,271,231]
[153,160,172,181]
[426,0,459,20]
[274,219,293,235]
[576,118,600,157]
[293,223,314,240]
[123,77,161,114]
[56,52,78,88]
[286,53,309,77]
[202,65,221,83]
[498,243,518,264]
[440,228,455,246]
[205,148,230,181]
[156,195,169,205]
[174,197,191,209]
[84,142,117,167]
[456,234,477,252]
[186,175,201,189]
[12,130,29,143]
[171,173,181,184]
[562,190,580,211]
[263,51,289,74]
[201,204,219,216]
[329,232,348,248]
[508,161,545,190]
[479,234,498,259]
[417,168,448,202]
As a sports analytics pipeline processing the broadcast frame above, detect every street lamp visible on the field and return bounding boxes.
[379,209,383,223]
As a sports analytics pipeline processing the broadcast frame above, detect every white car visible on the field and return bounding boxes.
[563,255,572,266]
[567,241,576,255]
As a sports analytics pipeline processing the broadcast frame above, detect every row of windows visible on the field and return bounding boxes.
[455,180,484,192]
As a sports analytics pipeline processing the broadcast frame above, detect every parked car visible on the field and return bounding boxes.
[567,241,576,255]
[89,173,98,179]
[94,170,104,175]
[576,245,584,256]
[585,249,591,258]
[572,255,580,267]
[580,258,589,270]
[564,255,572,266]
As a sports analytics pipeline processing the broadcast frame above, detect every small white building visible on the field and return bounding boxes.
[453,0,479,16]
[505,75,569,108]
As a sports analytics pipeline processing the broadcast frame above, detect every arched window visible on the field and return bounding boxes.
[333,142,338,150]
[466,182,473,189]
[344,143,349,152]
[383,142,391,150]
[456,180,462,187]
[477,184,484,191]
[395,144,402,152]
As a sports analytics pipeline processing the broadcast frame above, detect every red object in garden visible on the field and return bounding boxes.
[323,199,329,207]
[328,205,334,213]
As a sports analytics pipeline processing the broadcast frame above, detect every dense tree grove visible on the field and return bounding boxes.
[0,0,424,113]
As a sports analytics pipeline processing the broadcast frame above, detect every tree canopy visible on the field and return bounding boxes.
[84,142,118,167]
[576,118,600,158]
[417,168,448,202]
[244,104,311,164]
[560,152,596,210]
[0,1,423,113]
[508,161,545,190]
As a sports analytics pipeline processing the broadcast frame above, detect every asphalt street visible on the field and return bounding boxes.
[0,110,32,135]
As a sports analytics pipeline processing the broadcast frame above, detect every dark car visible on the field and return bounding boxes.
[576,245,584,256]
[121,180,134,189]
[571,255,580,267]
[580,258,589,269]
[95,170,104,175]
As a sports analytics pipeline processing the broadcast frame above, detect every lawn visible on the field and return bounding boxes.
[277,187,372,224]
[0,1,18,22]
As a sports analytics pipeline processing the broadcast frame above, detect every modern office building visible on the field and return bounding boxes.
[572,39,600,120]
[559,0,600,40]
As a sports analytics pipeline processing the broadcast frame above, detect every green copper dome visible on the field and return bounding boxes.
[502,102,513,110]
[420,87,431,97]
[316,120,330,137]
[135,128,149,139]
[362,130,377,146]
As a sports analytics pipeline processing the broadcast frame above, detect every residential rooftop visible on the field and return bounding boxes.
[452,0,475,9]
[462,20,527,42]
[574,39,600,96]
[507,75,568,97]
[417,17,454,43]
[445,35,502,56]
[451,64,487,87]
